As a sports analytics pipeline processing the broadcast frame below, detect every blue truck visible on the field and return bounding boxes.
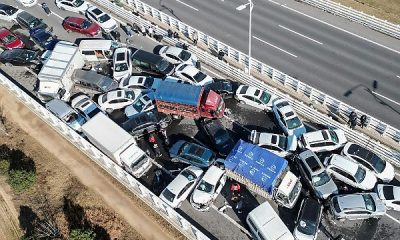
[225,140,302,208]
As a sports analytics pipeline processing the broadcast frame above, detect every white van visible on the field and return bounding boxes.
[78,39,119,62]
[247,202,294,240]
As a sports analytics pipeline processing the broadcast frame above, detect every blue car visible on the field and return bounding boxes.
[169,140,216,168]
[30,29,60,50]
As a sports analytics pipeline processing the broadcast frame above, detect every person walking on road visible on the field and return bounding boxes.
[42,2,51,15]
[147,25,154,38]
[192,31,198,45]
[348,111,357,130]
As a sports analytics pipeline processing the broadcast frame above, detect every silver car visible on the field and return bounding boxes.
[330,193,386,220]
[298,150,338,199]
[249,130,297,157]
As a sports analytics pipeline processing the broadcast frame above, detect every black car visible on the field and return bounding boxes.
[0,4,19,21]
[130,49,175,76]
[0,48,40,66]
[206,79,238,98]
[293,198,323,240]
[121,110,171,137]
[199,118,235,157]
[16,11,47,31]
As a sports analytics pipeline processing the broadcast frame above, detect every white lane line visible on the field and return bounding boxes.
[176,0,199,11]
[279,25,323,45]
[210,205,252,237]
[385,213,400,225]
[202,66,224,79]
[253,36,298,58]
[372,91,400,106]
[269,2,400,55]
[35,6,64,20]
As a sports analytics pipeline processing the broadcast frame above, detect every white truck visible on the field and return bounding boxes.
[37,41,84,102]
[81,112,152,178]
[225,140,302,208]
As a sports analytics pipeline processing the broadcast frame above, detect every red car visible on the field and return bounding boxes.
[0,27,25,49]
[62,17,101,36]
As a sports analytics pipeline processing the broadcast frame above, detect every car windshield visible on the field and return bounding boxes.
[287,116,302,130]
[81,20,92,29]
[144,77,154,88]
[329,130,339,143]
[99,78,113,91]
[277,136,287,149]
[73,0,85,7]
[260,91,271,104]
[178,50,191,61]
[87,107,101,118]
[3,6,18,15]
[370,154,386,173]
[125,90,136,99]
[1,34,16,44]
[20,50,35,61]
[215,130,230,145]
[297,219,316,236]
[196,180,214,193]
[362,194,376,212]
[181,169,197,181]
[354,167,366,183]
[162,188,175,203]
[193,71,207,82]
[312,171,331,187]
[29,19,42,29]
[157,59,170,71]
[98,14,111,23]
[115,62,128,72]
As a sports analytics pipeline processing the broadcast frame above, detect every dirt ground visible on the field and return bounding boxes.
[0,85,183,240]
[332,0,400,24]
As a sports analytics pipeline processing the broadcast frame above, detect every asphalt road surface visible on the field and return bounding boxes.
[141,0,400,128]
[2,1,400,240]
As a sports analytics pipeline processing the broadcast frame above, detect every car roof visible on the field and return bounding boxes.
[203,119,224,134]
[258,132,283,145]
[180,64,198,75]
[336,194,367,210]
[299,198,321,222]
[46,99,74,117]
[132,49,162,64]
[17,11,35,21]
[0,4,14,10]
[166,172,192,195]
[201,166,225,183]
[65,16,85,24]
[240,85,261,97]
[164,46,182,55]
[345,143,378,163]
[329,155,358,174]
[299,150,324,173]
[302,130,330,143]
[0,48,32,59]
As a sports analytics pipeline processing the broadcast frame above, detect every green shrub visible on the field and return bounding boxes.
[0,159,9,175]
[7,169,36,192]
[69,229,96,240]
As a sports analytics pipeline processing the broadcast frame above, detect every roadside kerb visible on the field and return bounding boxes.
[297,0,400,40]
[0,72,210,240]
[91,0,400,166]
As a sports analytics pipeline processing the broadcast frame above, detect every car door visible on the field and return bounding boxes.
[214,174,226,200]
[177,181,195,203]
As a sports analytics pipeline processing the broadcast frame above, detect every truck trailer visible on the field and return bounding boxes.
[81,112,152,178]
[37,41,84,102]
[154,81,225,119]
[224,140,302,208]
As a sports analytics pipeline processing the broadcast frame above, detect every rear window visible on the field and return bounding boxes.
[270,135,277,144]
[239,86,248,94]
[92,8,103,15]
[276,100,289,108]
[305,156,321,172]
[116,52,125,61]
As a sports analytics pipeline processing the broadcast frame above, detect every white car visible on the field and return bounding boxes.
[272,99,306,138]
[342,142,395,182]
[325,154,377,190]
[86,6,117,33]
[71,94,102,120]
[0,4,23,22]
[119,75,188,90]
[55,0,90,14]
[376,184,400,211]
[159,166,204,209]
[124,92,155,118]
[155,45,199,66]
[113,47,132,82]
[16,0,37,7]
[190,166,226,211]
[98,89,142,112]
[298,129,347,153]
[175,63,213,86]
[249,130,297,157]
[235,85,277,111]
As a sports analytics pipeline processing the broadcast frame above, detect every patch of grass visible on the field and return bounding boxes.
[333,0,400,24]
[0,159,9,175]
[69,229,96,240]
[7,169,36,192]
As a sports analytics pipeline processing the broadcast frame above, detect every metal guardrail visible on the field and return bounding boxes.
[93,0,400,166]
[0,73,210,240]
[298,0,400,40]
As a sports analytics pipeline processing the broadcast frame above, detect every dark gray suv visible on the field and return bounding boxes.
[16,11,47,31]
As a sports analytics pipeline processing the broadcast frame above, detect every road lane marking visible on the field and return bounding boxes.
[268,2,400,55]
[211,205,252,237]
[372,91,400,106]
[202,66,224,79]
[385,213,400,225]
[176,0,199,11]
[279,25,323,45]
[253,36,298,58]
[35,5,64,20]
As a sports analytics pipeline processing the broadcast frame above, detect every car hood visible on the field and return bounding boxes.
[377,162,395,182]
[191,189,212,205]
[113,70,130,81]
[169,140,186,157]
[4,37,24,49]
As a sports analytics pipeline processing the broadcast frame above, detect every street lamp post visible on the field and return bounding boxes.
[236,0,254,75]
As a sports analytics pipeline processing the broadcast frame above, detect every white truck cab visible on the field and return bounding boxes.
[274,171,302,209]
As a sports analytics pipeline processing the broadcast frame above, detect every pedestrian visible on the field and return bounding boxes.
[41,2,51,15]
[230,182,241,195]
[132,23,140,35]
[167,29,173,38]
[192,31,198,45]
[348,111,357,129]
[125,23,133,37]
[360,114,367,128]
[148,25,154,38]
[140,24,146,36]
[218,49,225,61]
